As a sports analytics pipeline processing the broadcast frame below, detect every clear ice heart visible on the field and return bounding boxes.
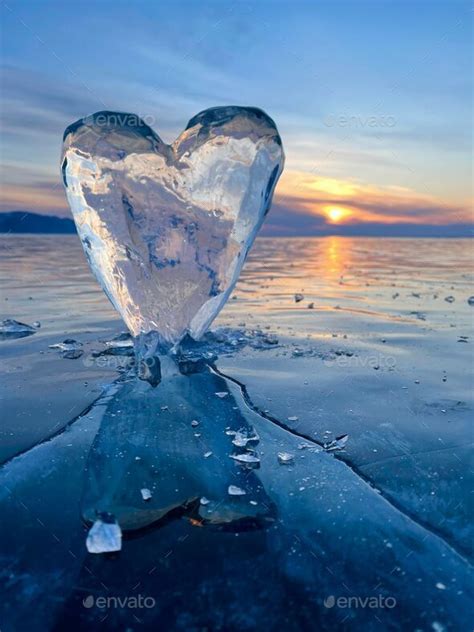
[61,107,284,348]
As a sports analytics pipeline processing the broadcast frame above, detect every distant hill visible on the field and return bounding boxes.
[0,211,76,234]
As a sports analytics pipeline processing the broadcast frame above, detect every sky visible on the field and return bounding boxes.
[1,0,472,236]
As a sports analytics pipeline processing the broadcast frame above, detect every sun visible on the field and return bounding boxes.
[325,206,349,223]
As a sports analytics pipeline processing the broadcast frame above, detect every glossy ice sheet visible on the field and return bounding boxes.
[0,370,472,631]
[0,235,472,630]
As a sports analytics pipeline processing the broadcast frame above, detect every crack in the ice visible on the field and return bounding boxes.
[0,379,123,470]
[2,362,471,566]
[213,364,473,566]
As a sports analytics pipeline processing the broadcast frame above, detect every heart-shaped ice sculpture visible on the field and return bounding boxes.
[61,107,284,347]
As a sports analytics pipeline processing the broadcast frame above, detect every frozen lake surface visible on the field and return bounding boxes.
[0,235,472,631]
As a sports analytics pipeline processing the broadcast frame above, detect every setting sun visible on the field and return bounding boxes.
[325,206,349,223]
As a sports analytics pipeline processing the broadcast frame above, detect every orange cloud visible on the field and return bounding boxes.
[275,170,473,226]
[0,169,472,234]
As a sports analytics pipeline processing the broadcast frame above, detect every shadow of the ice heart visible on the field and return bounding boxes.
[81,361,276,532]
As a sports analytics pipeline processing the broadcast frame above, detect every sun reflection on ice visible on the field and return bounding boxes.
[320,235,353,278]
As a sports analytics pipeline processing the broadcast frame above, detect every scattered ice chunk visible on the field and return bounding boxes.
[140,488,152,501]
[92,345,134,358]
[232,433,248,447]
[86,515,122,554]
[191,420,200,427]
[278,451,295,465]
[228,485,246,496]
[0,319,37,339]
[49,338,83,352]
[203,451,213,458]
[215,392,229,398]
[200,497,210,506]
[231,430,259,447]
[105,332,133,348]
[287,416,299,422]
[177,349,212,375]
[324,434,349,452]
[179,326,281,356]
[435,582,446,590]
[262,334,278,345]
[294,293,304,303]
[62,349,84,360]
[229,453,260,464]
[32,321,41,328]
[96,332,134,357]
[49,338,84,359]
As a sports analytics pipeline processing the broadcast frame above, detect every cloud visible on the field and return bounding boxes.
[272,170,472,225]
[0,66,103,137]
[0,65,471,236]
[262,212,473,237]
[1,164,472,237]
[0,182,68,214]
